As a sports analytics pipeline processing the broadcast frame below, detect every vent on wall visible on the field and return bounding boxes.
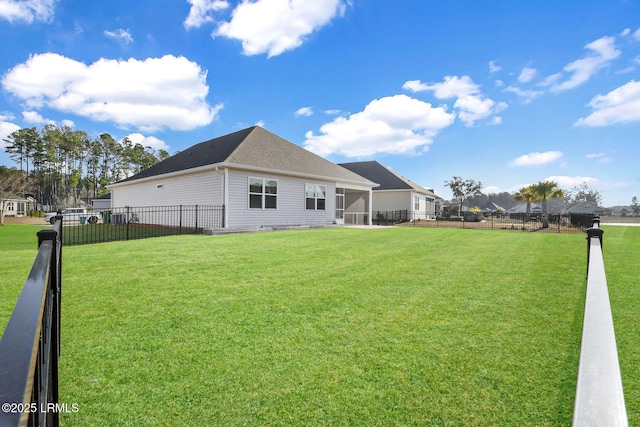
[156,184,164,189]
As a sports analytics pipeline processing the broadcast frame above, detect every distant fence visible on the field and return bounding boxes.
[0,217,62,427]
[572,217,628,426]
[389,211,586,233]
[62,205,224,246]
[374,210,409,225]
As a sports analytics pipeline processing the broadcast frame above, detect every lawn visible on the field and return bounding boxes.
[1,224,638,426]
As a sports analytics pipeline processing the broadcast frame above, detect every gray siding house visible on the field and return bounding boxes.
[109,127,377,228]
[339,161,441,221]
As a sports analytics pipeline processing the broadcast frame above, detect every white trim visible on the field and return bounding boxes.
[248,176,278,210]
[305,183,327,211]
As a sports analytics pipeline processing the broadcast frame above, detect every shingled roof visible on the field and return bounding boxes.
[339,160,437,197]
[117,126,374,186]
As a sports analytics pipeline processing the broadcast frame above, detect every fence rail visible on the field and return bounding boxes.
[572,216,628,426]
[62,205,224,246]
[0,217,62,427]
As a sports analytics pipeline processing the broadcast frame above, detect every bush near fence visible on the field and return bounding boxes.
[61,205,224,246]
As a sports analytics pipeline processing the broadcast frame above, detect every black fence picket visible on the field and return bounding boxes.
[378,211,586,233]
[0,217,63,427]
[60,205,224,246]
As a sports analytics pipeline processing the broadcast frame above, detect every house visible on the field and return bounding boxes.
[339,161,441,221]
[508,200,606,216]
[109,126,378,228]
[91,193,111,212]
[565,201,607,215]
[1,195,29,217]
[478,202,506,213]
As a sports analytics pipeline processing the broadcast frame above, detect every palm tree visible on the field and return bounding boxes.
[513,186,535,216]
[529,181,564,228]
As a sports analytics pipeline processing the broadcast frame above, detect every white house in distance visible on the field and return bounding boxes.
[109,126,377,228]
[1,195,30,218]
[339,161,441,221]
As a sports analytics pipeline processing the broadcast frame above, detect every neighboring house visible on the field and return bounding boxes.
[478,202,505,213]
[91,193,112,212]
[508,200,605,216]
[507,203,543,215]
[1,196,29,217]
[339,160,441,221]
[109,126,377,228]
[565,201,607,215]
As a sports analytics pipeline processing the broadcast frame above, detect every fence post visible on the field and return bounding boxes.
[179,205,183,234]
[195,204,198,230]
[585,216,603,279]
[126,206,130,240]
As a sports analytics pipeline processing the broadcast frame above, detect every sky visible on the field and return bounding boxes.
[1,0,639,207]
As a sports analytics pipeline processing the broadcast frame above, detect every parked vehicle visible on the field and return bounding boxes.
[44,208,100,225]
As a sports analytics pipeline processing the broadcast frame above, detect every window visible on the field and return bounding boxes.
[306,184,326,210]
[414,194,420,210]
[249,177,277,209]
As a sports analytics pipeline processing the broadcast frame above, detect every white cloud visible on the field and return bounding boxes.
[214,0,347,57]
[633,28,640,41]
[22,110,55,124]
[545,176,600,189]
[585,152,614,164]
[124,133,169,151]
[488,61,501,73]
[518,67,537,83]
[104,28,134,45]
[575,80,640,127]
[550,36,621,92]
[504,86,544,103]
[509,151,563,167]
[402,80,428,92]
[0,121,21,148]
[1,53,222,132]
[538,72,562,88]
[184,0,229,29]
[405,75,506,127]
[324,109,342,115]
[303,94,455,157]
[61,119,75,128]
[295,106,313,117]
[0,0,55,24]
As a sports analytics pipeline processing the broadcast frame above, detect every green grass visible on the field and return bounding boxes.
[1,224,638,425]
[0,223,44,332]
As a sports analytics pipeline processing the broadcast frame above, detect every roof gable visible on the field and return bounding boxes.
[339,161,431,194]
[116,127,373,185]
[226,127,371,183]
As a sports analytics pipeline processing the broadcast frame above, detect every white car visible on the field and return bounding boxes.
[44,208,100,225]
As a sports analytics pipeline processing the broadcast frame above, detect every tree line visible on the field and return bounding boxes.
[2,124,169,209]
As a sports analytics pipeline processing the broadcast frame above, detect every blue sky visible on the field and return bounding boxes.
[1,0,639,206]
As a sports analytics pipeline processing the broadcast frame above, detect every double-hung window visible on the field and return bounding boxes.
[305,184,326,210]
[249,177,277,209]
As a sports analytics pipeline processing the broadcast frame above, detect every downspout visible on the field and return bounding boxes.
[368,188,373,226]
[214,166,228,228]
[223,168,229,228]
